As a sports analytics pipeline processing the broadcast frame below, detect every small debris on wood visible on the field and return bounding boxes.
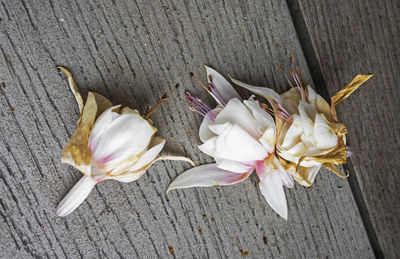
[168,246,174,254]
[263,235,268,245]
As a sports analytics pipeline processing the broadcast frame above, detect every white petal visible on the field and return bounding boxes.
[111,137,166,175]
[313,114,338,149]
[214,98,259,137]
[259,127,276,153]
[198,136,218,157]
[259,172,288,220]
[307,86,331,118]
[167,163,251,192]
[280,88,300,115]
[208,122,233,135]
[215,123,268,162]
[272,157,294,188]
[298,101,317,146]
[205,65,242,102]
[88,105,120,151]
[286,141,308,157]
[229,76,282,105]
[217,159,254,173]
[281,114,303,149]
[199,107,222,142]
[113,171,146,183]
[91,112,155,167]
[56,176,97,217]
[244,96,276,133]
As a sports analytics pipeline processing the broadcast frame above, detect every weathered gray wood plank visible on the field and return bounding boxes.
[292,0,400,257]
[0,0,373,258]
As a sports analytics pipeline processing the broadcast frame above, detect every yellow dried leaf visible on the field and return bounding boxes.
[322,163,348,178]
[330,74,373,121]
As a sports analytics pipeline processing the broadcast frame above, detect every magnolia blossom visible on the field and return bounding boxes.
[56,67,193,217]
[230,60,373,186]
[168,66,294,219]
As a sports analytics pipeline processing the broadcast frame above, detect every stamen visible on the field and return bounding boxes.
[185,91,217,121]
[191,73,224,107]
[208,82,226,105]
[144,92,170,119]
[277,64,295,88]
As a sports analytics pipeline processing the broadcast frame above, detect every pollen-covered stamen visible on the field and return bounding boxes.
[208,81,226,105]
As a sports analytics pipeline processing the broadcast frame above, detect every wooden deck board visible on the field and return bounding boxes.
[293,0,400,257]
[0,0,375,258]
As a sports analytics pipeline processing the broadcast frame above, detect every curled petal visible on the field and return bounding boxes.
[167,163,251,193]
[205,65,242,102]
[272,157,294,188]
[57,66,84,112]
[259,172,288,220]
[229,75,282,106]
[56,176,97,217]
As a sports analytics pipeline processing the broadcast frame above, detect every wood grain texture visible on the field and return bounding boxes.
[0,0,373,258]
[293,0,400,257]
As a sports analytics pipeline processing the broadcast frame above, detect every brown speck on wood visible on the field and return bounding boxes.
[189,72,194,77]
[198,229,202,234]
[211,217,215,222]
[1,82,5,88]
[263,235,268,245]
[240,250,249,256]
[168,246,174,254]
[10,107,15,112]
[175,83,180,88]
[202,214,206,218]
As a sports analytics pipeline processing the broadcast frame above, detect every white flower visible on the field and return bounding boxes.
[56,67,193,217]
[168,66,294,219]
[230,59,373,186]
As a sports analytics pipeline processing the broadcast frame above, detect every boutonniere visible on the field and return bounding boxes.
[229,56,373,187]
[168,66,294,219]
[56,67,193,216]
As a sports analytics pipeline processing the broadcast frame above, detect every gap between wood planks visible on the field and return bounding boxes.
[285,0,384,258]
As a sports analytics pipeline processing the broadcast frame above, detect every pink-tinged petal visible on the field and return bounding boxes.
[215,123,269,162]
[88,105,121,151]
[56,176,97,217]
[255,160,266,179]
[167,163,251,193]
[259,172,288,220]
[205,65,242,102]
[229,76,282,105]
[217,159,254,173]
[91,112,155,168]
[214,98,260,137]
